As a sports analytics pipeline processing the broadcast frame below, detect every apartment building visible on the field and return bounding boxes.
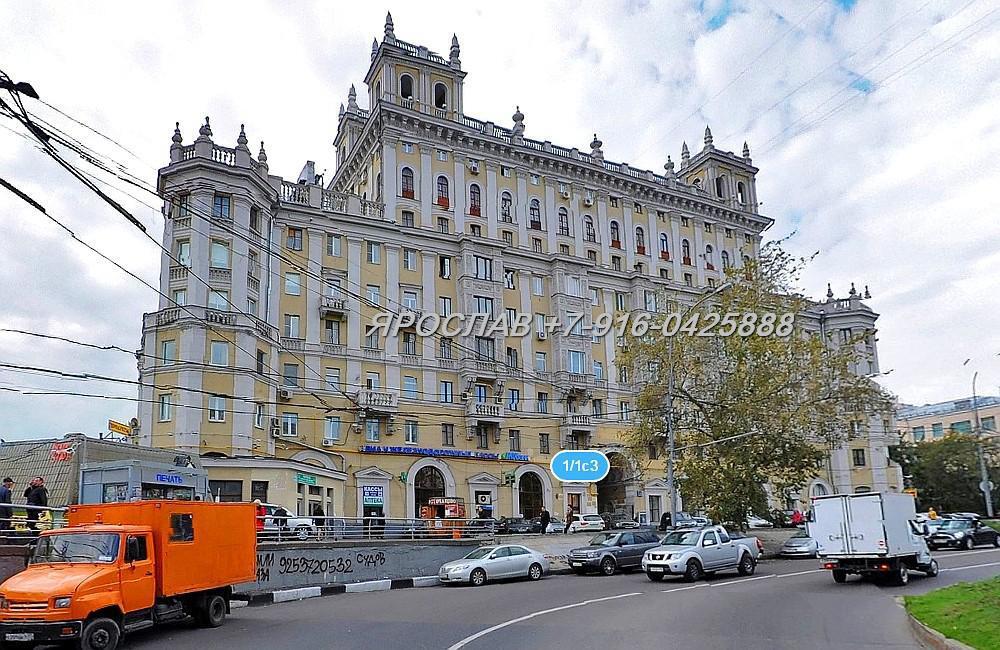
[898,396,1000,443]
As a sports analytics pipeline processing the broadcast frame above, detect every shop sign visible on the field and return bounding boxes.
[360,445,529,463]
[296,473,317,486]
[108,419,131,435]
[50,441,75,462]
[362,486,384,506]
[154,473,185,485]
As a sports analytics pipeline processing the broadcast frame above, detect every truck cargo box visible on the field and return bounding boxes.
[67,500,255,597]
[809,492,919,557]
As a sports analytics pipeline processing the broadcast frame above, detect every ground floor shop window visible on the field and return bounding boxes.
[518,472,543,519]
[209,480,242,502]
[414,466,446,513]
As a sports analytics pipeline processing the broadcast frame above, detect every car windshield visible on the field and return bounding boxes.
[661,530,702,546]
[588,533,618,546]
[938,519,973,530]
[464,547,495,560]
[792,531,810,539]
[32,533,120,564]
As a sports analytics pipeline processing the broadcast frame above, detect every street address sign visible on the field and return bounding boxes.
[550,450,611,483]
[296,473,317,486]
[108,419,131,435]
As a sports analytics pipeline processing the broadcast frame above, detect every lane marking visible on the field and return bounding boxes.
[776,569,824,578]
[708,575,775,587]
[661,584,709,593]
[941,561,1000,572]
[935,547,1000,558]
[447,591,642,649]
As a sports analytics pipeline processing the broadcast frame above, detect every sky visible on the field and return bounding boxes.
[1,0,999,440]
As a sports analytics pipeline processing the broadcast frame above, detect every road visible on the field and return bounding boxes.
[127,547,1000,650]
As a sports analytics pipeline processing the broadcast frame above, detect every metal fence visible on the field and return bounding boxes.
[256,516,495,543]
[0,504,69,543]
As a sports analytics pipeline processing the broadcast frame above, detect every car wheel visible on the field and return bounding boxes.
[646,571,665,582]
[924,559,939,577]
[963,536,975,551]
[528,563,543,581]
[993,534,1000,548]
[896,564,909,586]
[295,526,311,540]
[737,553,756,576]
[683,559,703,582]
[832,569,847,584]
[470,568,487,587]
[79,616,121,650]
[600,557,617,576]
[927,544,937,551]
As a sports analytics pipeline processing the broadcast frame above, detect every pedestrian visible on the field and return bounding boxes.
[539,507,551,535]
[253,499,266,534]
[927,506,938,520]
[273,505,289,532]
[659,511,671,532]
[564,506,575,534]
[23,476,48,530]
[791,509,804,526]
[311,503,325,530]
[0,478,13,531]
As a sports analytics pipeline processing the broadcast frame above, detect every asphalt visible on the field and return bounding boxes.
[121,546,1000,650]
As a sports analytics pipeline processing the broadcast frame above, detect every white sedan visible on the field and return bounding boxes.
[747,515,774,528]
[568,514,607,533]
[439,544,549,586]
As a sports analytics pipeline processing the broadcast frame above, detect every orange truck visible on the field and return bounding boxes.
[0,500,255,650]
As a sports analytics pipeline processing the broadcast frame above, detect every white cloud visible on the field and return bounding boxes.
[1,0,998,438]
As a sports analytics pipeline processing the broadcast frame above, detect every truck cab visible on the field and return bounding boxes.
[0,501,255,650]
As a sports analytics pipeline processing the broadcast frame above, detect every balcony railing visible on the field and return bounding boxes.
[208,268,231,283]
[466,401,504,420]
[363,347,385,361]
[169,265,189,281]
[356,389,398,410]
[321,295,347,313]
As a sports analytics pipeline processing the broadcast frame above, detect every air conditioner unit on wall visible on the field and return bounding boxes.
[560,190,570,199]
[536,331,547,340]
[468,160,480,174]
[322,440,334,447]
[583,197,594,207]
[278,389,291,400]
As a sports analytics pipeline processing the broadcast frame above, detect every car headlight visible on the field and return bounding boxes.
[450,564,470,572]
[586,551,599,558]
[954,532,965,539]
[0,595,7,610]
[53,597,71,608]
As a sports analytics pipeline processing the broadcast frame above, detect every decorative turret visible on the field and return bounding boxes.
[863,285,871,299]
[346,84,359,113]
[511,106,525,144]
[664,155,675,177]
[371,38,379,60]
[450,34,461,68]
[827,283,834,300]
[742,141,751,161]
[169,122,183,162]
[384,12,396,43]
[235,124,251,167]
[196,116,213,142]
[849,282,857,296]
[338,103,345,120]
[590,133,604,163]
[194,116,213,158]
[257,140,269,173]
[680,141,690,167]
[703,125,714,150]
[236,124,249,150]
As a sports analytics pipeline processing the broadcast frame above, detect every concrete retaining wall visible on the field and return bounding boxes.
[0,546,29,585]
[235,539,479,595]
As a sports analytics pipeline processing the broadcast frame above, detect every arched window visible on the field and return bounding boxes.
[557,207,570,235]
[811,483,829,497]
[705,244,714,270]
[401,167,414,199]
[518,473,543,519]
[635,227,646,252]
[399,74,414,100]
[610,221,621,247]
[737,181,747,204]
[584,216,596,242]
[434,83,448,110]
[529,199,541,228]
[692,178,702,190]
[715,176,726,198]
[721,250,730,268]
[500,191,513,222]
[468,183,481,216]
[414,466,446,512]
[682,239,691,264]
[659,233,669,259]
[618,366,628,383]
[436,176,449,207]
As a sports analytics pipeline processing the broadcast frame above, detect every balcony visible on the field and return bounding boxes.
[436,197,450,210]
[611,240,622,250]
[659,251,671,261]
[636,246,646,256]
[208,268,231,283]
[363,347,385,361]
[554,371,594,393]
[706,263,715,271]
[401,188,415,199]
[355,389,398,412]
[465,400,505,423]
[529,221,543,231]
[460,358,504,382]
[683,257,692,266]
[169,266,189,282]
[320,295,348,314]
[469,205,481,217]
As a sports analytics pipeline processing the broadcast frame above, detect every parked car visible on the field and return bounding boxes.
[567,513,607,533]
[670,511,711,528]
[780,531,818,558]
[747,515,774,528]
[927,518,1000,551]
[642,525,760,582]
[497,517,534,535]
[568,530,662,575]
[438,544,549,586]
[528,517,561,533]
[260,503,316,539]
[603,513,641,529]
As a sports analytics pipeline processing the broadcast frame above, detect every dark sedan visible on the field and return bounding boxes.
[497,517,534,535]
[927,518,1000,550]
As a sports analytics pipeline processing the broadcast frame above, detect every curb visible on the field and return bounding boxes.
[235,576,439,607]
[895,598,975,650]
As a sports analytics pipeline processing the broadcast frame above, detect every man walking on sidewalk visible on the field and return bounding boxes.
[564,506,575,534]
[539,507,550,535]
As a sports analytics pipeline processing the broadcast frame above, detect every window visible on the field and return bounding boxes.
[469,184,481,216]
[169,513,195,541]
[475,336,495,360]
[401,167,414,198]
[281,413,298,437]
[532,238,543,253]
[508,388,521,411]
[593,361,604,380]
[684,273,693,287]
[405,420,419,444]
[537,392,549,413]
[439,255,452,278]
[529,199,541,228]
[539,433,550,454]
[172,289,186,306]
[324,319,341,344]
[648,443,659,460]
[983,416,996,431]
[254,403,265,428]
[535,352,546,371]
[439,381,453,403]
[208,395,226,422]
[619,401,630,421]
[745,233,753,244]
[325,417,341,443]
[284,272,301,295]
[952,420,972,434]
[402,290,418,310]
[557,208,570,235]
[559,244,570,255]
[402,210,415,227]
[612,256,622,271]
[737,182,747,204]
[912,426,925,442]
[475,385,488,404]
[592,399,604,417]
[439,297,452,317]
[210,340,228,366]
[476,426,489,449]
[506,309,518,330]
[500,165,511,178]
[434,82,447,109]
[644,291,657,312]
[659,233,669,256]
[327,234,341,256]
[366,241,381,264]
[364,326,380,350]
[366,284,381,306]
[470,224,482,237]
[568,350,586,373]
[283,314,300,338]
[588,250,597,262]
[161,340,176,365]
[705,244,714,269]
[610,221,621,246]
[532,276,544,296]
[287,227,303,251]
[852,449,866,466]
[365,419,380,442]
[212,194,231,219]
[504,269,516,289]
[210,241,230,269]
[436,176,450,207]
[399,74,413,99]
[500,192,513,221]
[721,251,731,268]
[283,363,299,387]
[610,197,619,207]
[584,216,596,242]
[704,222,713,233]
[325,368,341,390]
[158,394,172,422]
[209,290,228,310]
[247,298,257,317]
[176,194,191,218]
[615,292,627,311]
[931,422,944,438]
[635,227,646,252]
[256,349,266,375]
[403,376,418,399]
[401,331,417,355]
[682,239,691,264]
[437,217,450,233]
[681,217,690,227]
[365,372,381,389]
[442,423,455,447]
[473,296,494,318]
[534,313,546,335]
[475,255,494,280]
[509,429,521,452]
[250,481,268,503]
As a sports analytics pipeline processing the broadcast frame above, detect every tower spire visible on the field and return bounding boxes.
[384,12,395,42]
[590,133,604,163]
[681,141,690,167]
[450,33,461,68]
[703,125,714,149]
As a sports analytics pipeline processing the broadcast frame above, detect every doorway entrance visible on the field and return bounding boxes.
[517,472,543,519]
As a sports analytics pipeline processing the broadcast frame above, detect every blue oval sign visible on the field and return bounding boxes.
[550,450,610,483]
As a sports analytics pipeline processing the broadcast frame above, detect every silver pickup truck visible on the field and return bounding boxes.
[641,525,759,582]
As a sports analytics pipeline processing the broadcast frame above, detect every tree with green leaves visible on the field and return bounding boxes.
[890,434,999,514]
[619,242,892,527]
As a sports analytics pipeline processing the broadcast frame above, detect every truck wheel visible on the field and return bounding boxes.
[683,559,703,582]
[737,553,756,576]
[79,617,121,650]
[832,569,848,583]
[896,565,909,586]
[924,559,939,577]
[198,594,227,628]
[963,537,975,551]
[646,571,664,582]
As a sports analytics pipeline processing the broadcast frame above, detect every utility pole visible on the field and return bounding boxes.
[971,372,995,517]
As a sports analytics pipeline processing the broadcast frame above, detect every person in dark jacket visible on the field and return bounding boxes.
[0,478,14,530]
[24,476,48,530]
[659,511,672,532]
[538,507,551,535]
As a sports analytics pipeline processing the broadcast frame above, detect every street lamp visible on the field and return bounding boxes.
[665,281,732,524]
[969,369,995,518]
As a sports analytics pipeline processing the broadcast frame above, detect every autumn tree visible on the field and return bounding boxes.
[619,242,892,527]
[890,434,999,514]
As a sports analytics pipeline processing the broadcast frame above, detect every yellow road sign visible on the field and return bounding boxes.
[108,419,131,435]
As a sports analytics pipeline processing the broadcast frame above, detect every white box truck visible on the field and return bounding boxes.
[807,492,938,585]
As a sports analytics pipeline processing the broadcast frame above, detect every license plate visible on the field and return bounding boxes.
[648,566,664,572]
[6,633,34,642]
[570,561,581,567]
